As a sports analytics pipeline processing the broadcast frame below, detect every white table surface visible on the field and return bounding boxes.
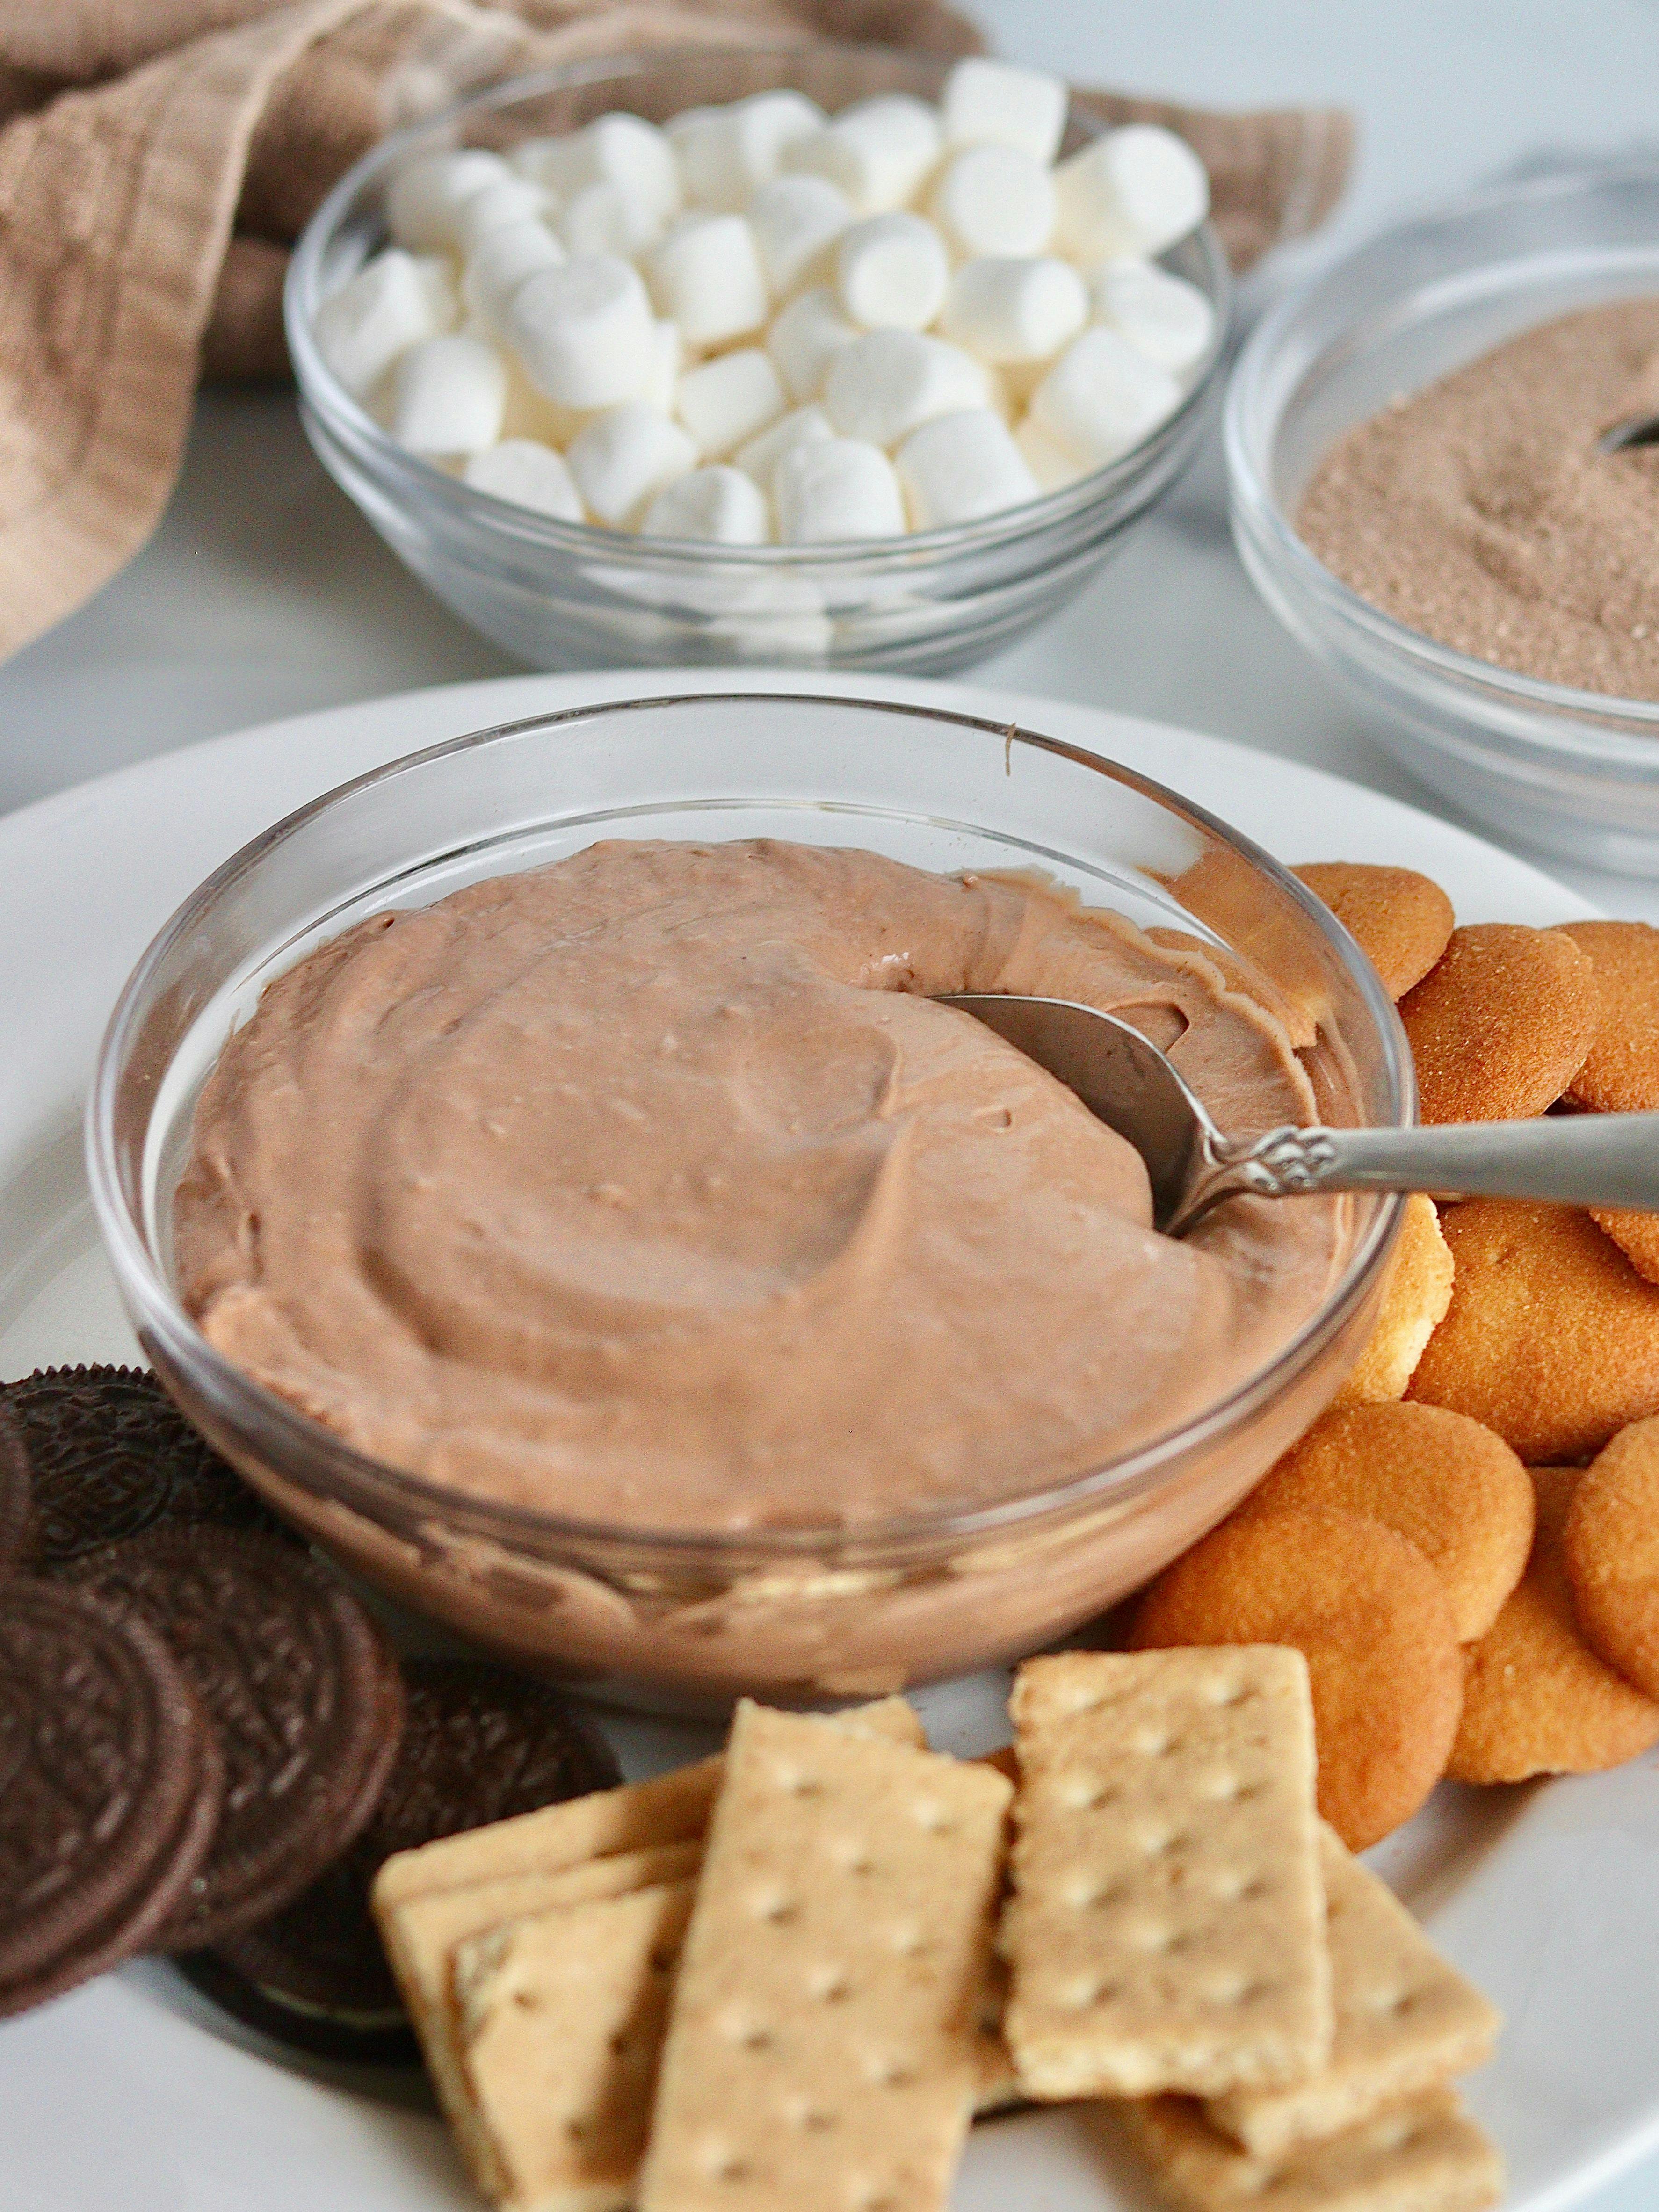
[3,6,1657,2204]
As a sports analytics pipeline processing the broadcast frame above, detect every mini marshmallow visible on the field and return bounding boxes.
[670,90,825,211]
[384,149,510,252]
[509,114,681,225]
[782,94,942,216]
[766,285,860,402]
[675,347,786,459]
[558,178,666,258]
[939,254,1087,364]
[748,174,854,298]
[735,403,833,487]
[462,220,565,329]
[567,401,697,525]
[642,464,771,542]
[1014,414,1086,491]
[640,319,683,412]
[1053,123,1209,263]
[1092,258,1216,375]
[894,406,1039,528]
[498,354,588,445]
[773,437,906,541]
[387,333,507,455]
[941,57,1068,166]
[313,248,456,398]
[507,255,655,408]
[644,214,768,347]
[822,327,990,449]
[1029,323,1181,466]
[454,176,553,254]
[835,212,949,332]
[929,145,1056,259]
[462,438,585,520]
[507,134,595,198]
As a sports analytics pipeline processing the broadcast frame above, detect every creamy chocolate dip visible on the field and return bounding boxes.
[174,839,1341,1533]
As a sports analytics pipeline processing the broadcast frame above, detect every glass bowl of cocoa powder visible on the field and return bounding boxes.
[1226,166,1659,876]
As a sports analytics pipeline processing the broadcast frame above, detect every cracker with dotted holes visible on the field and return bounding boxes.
[456,1877,698,2212]
[1204,1826,1500,2159]
[1123,2088,1503,2212]
[1001,1648,1330,2102]
[637,1701,1012,2212]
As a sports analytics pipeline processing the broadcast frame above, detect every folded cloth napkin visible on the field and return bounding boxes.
[0,0,1353,663]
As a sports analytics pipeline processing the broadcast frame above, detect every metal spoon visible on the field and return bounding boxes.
[939,993,1659,1239]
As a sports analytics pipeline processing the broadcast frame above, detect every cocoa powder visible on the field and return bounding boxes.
[1297,298,1659,700]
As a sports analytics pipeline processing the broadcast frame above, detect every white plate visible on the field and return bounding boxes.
[0,670,1649,2212]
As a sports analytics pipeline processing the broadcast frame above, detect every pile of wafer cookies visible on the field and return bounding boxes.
[372,1650,1503,2212]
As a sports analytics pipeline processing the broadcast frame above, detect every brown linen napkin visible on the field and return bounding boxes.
[0,0,1352,663]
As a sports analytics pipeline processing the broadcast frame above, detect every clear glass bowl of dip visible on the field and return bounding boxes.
[1228,166,1659,877]
[88,693,1408,1710]
[286,45,1230,679]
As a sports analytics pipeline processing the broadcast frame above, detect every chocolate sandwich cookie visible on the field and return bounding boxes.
[63,1526,405,1951]
[0,1580,223,2018]
[0,1402,31,1570]
[5,1365,284,1567]
[192,1659,620,2064]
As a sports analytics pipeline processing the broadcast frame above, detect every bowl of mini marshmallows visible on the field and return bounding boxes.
[287,43,1228,673]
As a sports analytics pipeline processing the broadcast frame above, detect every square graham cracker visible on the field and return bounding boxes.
[1205,1826,1500,2158]
[636,1701,1012,2212]
[1003,1648,1331,2100]
[1123,2088,1503,2212]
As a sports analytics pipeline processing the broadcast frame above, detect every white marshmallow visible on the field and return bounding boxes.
[929,145,1055,259]
[454,176,553,254]
[384,150,510,252]
[782,95,942,216]
[670,91,825,210]
[748,174,854,298]
[1092,259,1216,375]
[941,57,1068,166]
[558,178,666,258]
[507,134,595,199]
[675,347,785,459]
[822,328,990,449]
[640,320,683,412]
[313,248,456,399]
[462,220,564,330]
[462,438,586,520]
[938,254,1087,365]
[894,406,1038,528]
[644,214,768,347]
[387,333,507,455]
[498,354,588,445]
[642,464,771,542]
[1014,414,1086,492]
[834,212,949,332]
[766,286,860,403]
[567,401,697,526]
[773,437,906,542]
[507,256,655,409]
[735,403,833,487]
[1029,323,1181,466]
[1053,124,1209,262]
[508,114,681,225]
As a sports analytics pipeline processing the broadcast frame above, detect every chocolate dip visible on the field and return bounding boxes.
[174,840,1341,1534]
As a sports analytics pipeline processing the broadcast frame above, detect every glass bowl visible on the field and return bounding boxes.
[1228,166,1659,877]
[87,693,1407,1710]
[285,44,1230,679]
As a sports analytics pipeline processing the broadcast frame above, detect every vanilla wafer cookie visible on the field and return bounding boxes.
[1123,2088,1503,2212]
[1204,1827,1499,2159]
[1003,1648,1330,2102]
[638,1702,1011,2212]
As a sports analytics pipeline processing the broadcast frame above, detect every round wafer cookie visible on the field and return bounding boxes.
[1556,920,1659,1113]
[1131,1506,1464,1851]
[1239,1402,1532,1642]
[1407,1200,1659,1464]
[1564,1415,1659,1700]
[1591,1208,1659,1288]
[1397,925,1598,1124]
[1450,1468,1659,1784]
[1331,1194,1455,1409]
[1292,864,1455,999]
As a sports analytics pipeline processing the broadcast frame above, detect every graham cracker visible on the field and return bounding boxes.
[1205,1827,1500,2158]
[1123,2088,1503,2212]
[1003,1648,1331,2101]
[456,1877,698,2212]
[637,1701,1012,2212]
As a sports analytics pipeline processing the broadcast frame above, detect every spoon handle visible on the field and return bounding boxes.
[1170,1110,1659,1236]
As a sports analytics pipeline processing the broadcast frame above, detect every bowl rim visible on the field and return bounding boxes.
[87,689,1409,1563]
[1225,160,1659,736]
[283,40,1233,569]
